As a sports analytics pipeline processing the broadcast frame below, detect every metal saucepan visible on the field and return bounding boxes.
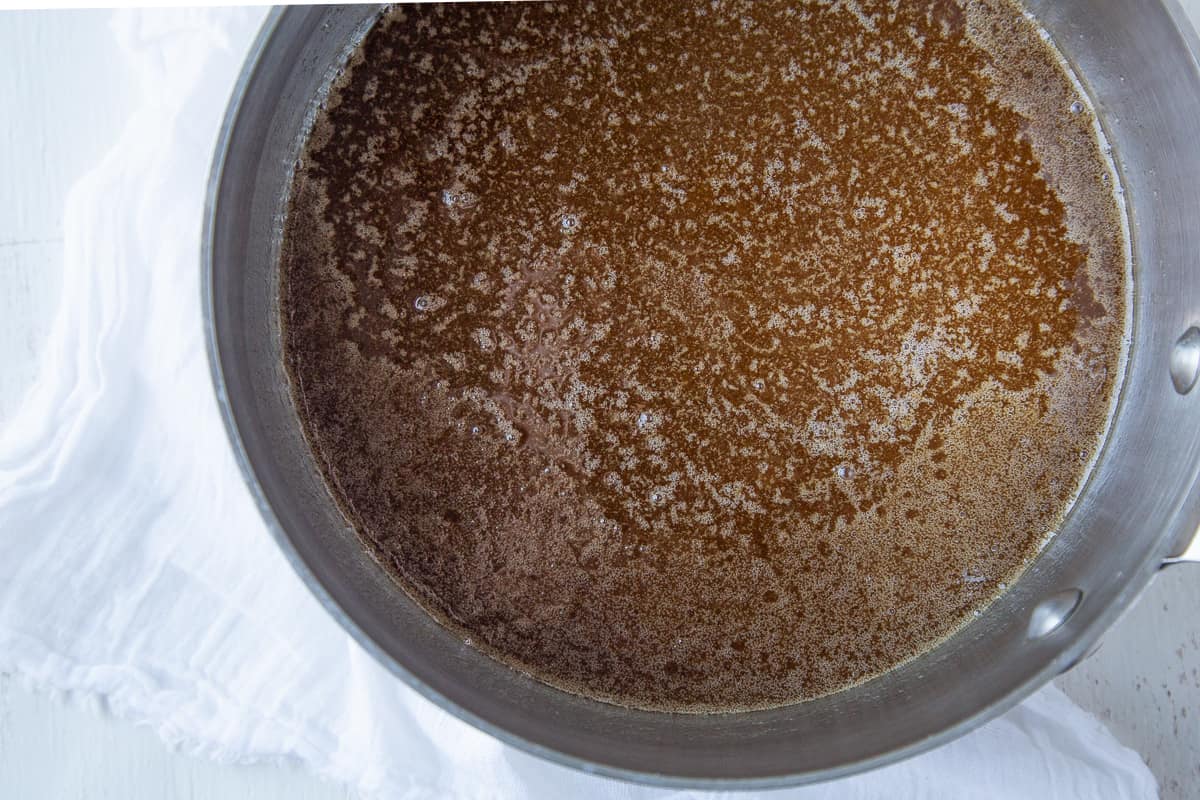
[203,2,1200,787]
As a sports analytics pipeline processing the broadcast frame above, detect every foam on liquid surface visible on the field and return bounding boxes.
[280,0,1127,711]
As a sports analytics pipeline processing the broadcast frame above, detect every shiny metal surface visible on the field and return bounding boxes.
[1170,326,1200,394]
[203,2,1200,786]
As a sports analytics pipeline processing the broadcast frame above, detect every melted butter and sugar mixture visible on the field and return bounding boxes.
[281,0,1127,710]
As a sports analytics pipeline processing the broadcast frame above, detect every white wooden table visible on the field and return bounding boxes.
[0,8,1196,799]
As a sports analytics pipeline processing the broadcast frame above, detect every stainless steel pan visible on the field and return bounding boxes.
[203,2,1200,787]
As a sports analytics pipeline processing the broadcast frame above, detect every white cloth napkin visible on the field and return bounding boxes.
[0,8,1159,799]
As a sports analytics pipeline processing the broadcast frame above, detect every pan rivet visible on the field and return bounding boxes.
[1028,589,1083,639]
[1169,327,1200,394]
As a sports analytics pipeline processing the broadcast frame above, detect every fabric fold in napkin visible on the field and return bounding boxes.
[0,8,1158,799]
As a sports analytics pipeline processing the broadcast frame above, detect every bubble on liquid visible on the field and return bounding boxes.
[835,464,853,479]
[637,412,651,429]
[560,213,580,233]
[650,491,664,504]
[414,295,432,312]
[504,431,517,442]
[470,425,482,435]
[752,378,766,391]
[441,189,477,209]
[1069,100,1084,114]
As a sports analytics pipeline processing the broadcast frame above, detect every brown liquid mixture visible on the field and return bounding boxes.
[281,0,1126,711]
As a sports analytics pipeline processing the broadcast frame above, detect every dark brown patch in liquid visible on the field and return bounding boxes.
[281,0,1126,711]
